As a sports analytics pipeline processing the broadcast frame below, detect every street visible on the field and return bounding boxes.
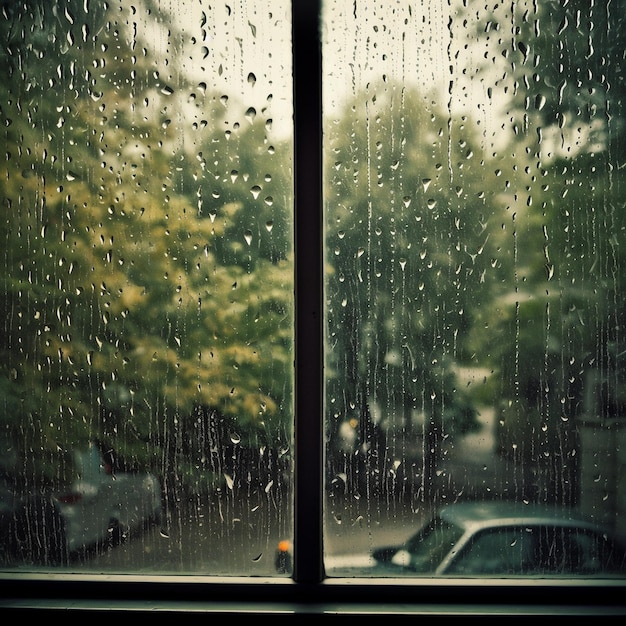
[6,410,527,575]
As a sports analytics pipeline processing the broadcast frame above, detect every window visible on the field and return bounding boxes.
[2,0,626,617]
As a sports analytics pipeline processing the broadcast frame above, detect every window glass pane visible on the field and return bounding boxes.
[1,0,293,575]
[323,0,626,577]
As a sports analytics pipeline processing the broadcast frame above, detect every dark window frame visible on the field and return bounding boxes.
[1,0,626,617]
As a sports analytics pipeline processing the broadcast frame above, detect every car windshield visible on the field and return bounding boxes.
[402,518,465,573]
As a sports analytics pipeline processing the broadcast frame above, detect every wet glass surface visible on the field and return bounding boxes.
[1,0,294,575]
[322,0,626,577]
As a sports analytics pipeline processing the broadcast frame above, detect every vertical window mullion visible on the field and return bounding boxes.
[292,0,324,583]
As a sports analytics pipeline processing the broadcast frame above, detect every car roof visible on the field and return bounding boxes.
[437,501,608,533]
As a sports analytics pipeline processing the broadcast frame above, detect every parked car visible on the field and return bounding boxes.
[1,441,162,566]
[324,501,626,577]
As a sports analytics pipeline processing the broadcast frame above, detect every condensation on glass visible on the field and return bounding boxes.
[322,0,626,577]
[0,1,294,574]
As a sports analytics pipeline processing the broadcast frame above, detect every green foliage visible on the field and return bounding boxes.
[2,0,625,505]
[465,0,626,486]
[496,0,626,161]
[0,1,294,487]
[324,82,499,439]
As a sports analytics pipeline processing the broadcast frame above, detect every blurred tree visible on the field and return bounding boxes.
[465,0,626,503]
[0,0,293,494]
[324,82,502,499]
